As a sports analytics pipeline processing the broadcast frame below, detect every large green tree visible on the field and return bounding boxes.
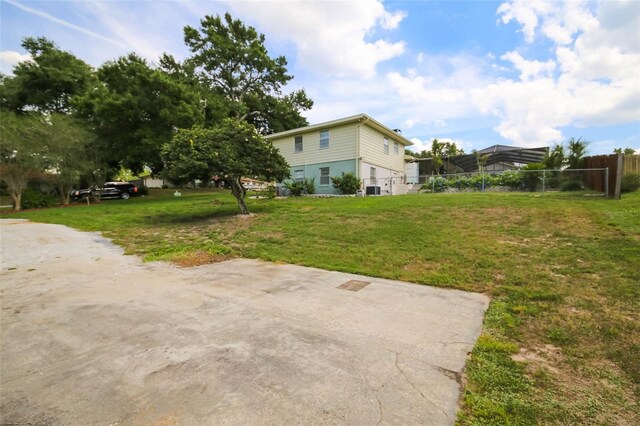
[162,119,289,214]
[0,37,95,114]
[73,53,205,173]
[0,113,47,210]
[182,13,312,133]
[0,112,97,209]
[42,115,96,205]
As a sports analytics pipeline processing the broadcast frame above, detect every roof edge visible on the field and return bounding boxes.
[265,113,413,146]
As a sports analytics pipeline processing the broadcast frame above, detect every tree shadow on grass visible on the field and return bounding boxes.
[143,200,276,225]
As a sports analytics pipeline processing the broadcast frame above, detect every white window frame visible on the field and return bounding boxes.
[294,169,304,183]
[294,135,303,153]
[394,142,399,155]
[319,167,330,185]
[383,137,389,154]
[370,167,377,185]
[319,130,329,149]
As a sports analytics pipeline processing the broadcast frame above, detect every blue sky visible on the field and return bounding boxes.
[1,0,639,155]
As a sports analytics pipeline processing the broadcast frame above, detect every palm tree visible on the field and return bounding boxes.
[567,137,589,169]
[431,138,444,175]
[544,143,565,169]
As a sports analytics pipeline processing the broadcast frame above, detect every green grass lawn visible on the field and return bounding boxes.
[3,189,639,424]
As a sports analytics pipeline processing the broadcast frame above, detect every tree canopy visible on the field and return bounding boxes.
[73,53,205,173]
[0,37,95,114]
[162,119,289,214]
[614,147,636,155]
[183,13,312,133]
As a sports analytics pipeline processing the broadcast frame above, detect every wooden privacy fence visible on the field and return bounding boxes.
[623,154,640,175]
[582,154,640,198]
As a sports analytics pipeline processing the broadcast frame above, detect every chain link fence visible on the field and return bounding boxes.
[410,168,610,196]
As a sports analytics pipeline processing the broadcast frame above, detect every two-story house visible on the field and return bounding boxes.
[266,114,413,195]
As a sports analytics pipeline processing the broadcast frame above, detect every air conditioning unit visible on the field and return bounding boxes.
[365,186,381,195]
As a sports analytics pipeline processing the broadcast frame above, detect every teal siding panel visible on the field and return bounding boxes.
[288,159,356,194]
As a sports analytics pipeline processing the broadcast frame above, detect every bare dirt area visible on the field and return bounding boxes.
[0,219,489,425]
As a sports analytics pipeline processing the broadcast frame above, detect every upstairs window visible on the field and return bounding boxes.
[320,167,330,185]
[394,142,399,155]
[383,137,389,154]
[319,130,329,149]
[295,135,303,153]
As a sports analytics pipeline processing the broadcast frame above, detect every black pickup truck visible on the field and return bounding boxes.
[71,182,139,201]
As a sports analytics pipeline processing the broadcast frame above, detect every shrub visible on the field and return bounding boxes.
[621,174,640,193]
[303,177,316,195]
[426,176,449,193]
[331,172,360,194]
[21,188,58,209]
[138,185,150,196]
[495,171,525,190]
[264,184,276,199]
[283,180,305,196]
[520,163,545,192]
[560,178,583,191]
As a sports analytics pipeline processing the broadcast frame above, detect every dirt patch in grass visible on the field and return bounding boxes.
[173,250,233,267]
[511,344,564,375]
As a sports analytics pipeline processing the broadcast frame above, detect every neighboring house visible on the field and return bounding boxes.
[241,177,268,190]
[266,114,413,195]
[133,175,176,189]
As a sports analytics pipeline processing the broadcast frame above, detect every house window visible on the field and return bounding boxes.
[319,167,330,185]
[370,167,377,185]
[295,135,303,153]
[383,137,389,154]
[294,169,304,183]
[394,142,399,155]
[319,130,329,149]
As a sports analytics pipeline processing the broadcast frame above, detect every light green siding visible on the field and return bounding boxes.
[271,123,358,166]
[359,124,405,172]
[288,159,356,194]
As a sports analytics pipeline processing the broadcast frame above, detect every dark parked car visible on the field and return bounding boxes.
[71,182,139,201]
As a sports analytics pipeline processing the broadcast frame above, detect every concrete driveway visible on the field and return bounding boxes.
[0,219,489,425]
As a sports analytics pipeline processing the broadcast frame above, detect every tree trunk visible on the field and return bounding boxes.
[57,183,71,206]
[10,191,22,212]
[229,176,249,215]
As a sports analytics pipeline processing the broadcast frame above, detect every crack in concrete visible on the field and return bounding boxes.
[374,393,383,425]
[437,341,474,346]
[394,352,428,402]
[357,370,385,425]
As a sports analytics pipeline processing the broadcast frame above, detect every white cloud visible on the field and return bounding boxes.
[500,50,555,81]
[382,53,493,126]
[380,9,407,30]
[408,137,471,154]
[472,0,640,146]
[497,0,553,43]
[0,50,31,74]
[224,0,406,78]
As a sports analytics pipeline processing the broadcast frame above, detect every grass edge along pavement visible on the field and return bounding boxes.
[3,189,639,425]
